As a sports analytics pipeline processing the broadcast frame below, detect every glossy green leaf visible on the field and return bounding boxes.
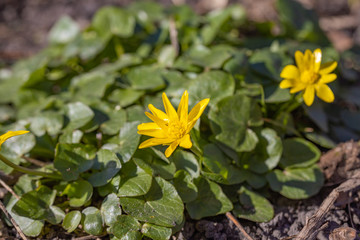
[233,186,274,222]
[108,89,145,108]
[245,172,267,189]
[62,210,82,233]
[187,45,233,69]
[141,223,172,240]
[54,143,96,181]
[266,165,324,199]
[58,129,83,144]
[103,121,140,163]
[173,170,198,203]
[134,149,177,180]
[209,93,263,152]
[117,161,152,197]
[186,177,233,219]
[82,207,103,235]
[97,174,121,197]
[29,111,63,136]
[110,215,140,239]
[158,45,176,67]
[65,102,94,131]
[248,128,282,174]
[88,149,121,187]
[304,132,336,149]
[127,65,165,90]
[6,196,44,237]
[62,180,93,207]
[100,109,127,135]
[101,193,122,227]
[12,186,56,220]
[49,16,80,44]
[71,71,114,99]
[170,150,200,178]
[202,144,246,184]
[121,177,184,227]
[188,71,234,107]
[47,206,65,224]
[280,138,321,169]
[92,6,135,38]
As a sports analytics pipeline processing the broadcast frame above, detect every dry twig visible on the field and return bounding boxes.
[72,234,106,240]
[169,17,179,56]
[225,212,254,240]
[295,173,360,240]
[0,200,27,240]
[0,179,19,200]
[21,156,47,167]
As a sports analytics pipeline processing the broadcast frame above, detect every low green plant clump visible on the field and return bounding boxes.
[0,0,359,239]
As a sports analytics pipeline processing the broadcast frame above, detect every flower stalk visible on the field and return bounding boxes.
[0,131,62,179]
[0,153,62,179]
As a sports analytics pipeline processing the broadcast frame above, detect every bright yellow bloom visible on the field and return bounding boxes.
[137,90,209,158]
[279,49,337,106]
[0,130,29,150]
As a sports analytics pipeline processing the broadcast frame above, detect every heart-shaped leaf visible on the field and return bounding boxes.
[101,193,122,227]
[233,186,274,222]
[62,180,93,207]
[121,177,184,227]
[82,207,103,235]
[186,177,233,219]
[62,210,82,233]
[266,165,324,199]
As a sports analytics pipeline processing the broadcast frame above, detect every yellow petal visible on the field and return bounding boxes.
[188,98,210,123]
[304,49,313,70]
[279,79,294,89]
[289,83,306,93]
[139,137,174,149]
[145,112,168,130]
[303,85,315,106]
[137,129,167,138]
[295,51,304,72]
[0,130,29,150]
[138,122,161,131]
[177,90,188,123]
[313,49,322,72]
[179,134,192,149]
[316,84,335,103]
[165,140,179,157]
[280,65,299,79]
[319,73,337,84]
[319,61,337,75]
[187,98,210,132]
[162,92,178,122]
[148,104,168,121]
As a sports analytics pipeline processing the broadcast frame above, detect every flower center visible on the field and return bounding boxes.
[301,70,320,84]
[167,121,186,139]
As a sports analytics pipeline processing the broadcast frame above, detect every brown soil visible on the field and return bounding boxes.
[1,0,360,64]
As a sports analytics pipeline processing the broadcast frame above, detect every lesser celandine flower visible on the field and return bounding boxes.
[279,49,337,106]
[0,130,29,150]
[137,90,209,157]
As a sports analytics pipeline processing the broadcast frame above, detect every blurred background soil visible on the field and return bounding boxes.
[1,0,360,64]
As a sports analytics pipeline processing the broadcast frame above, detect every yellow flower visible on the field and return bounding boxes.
[0,130,29,150]
[137,90,209,157]
[279,49,337,106]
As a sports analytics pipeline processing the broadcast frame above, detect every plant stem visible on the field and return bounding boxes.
[0,153,62,180]
[190,146,202,158]
[275,93,304,118]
